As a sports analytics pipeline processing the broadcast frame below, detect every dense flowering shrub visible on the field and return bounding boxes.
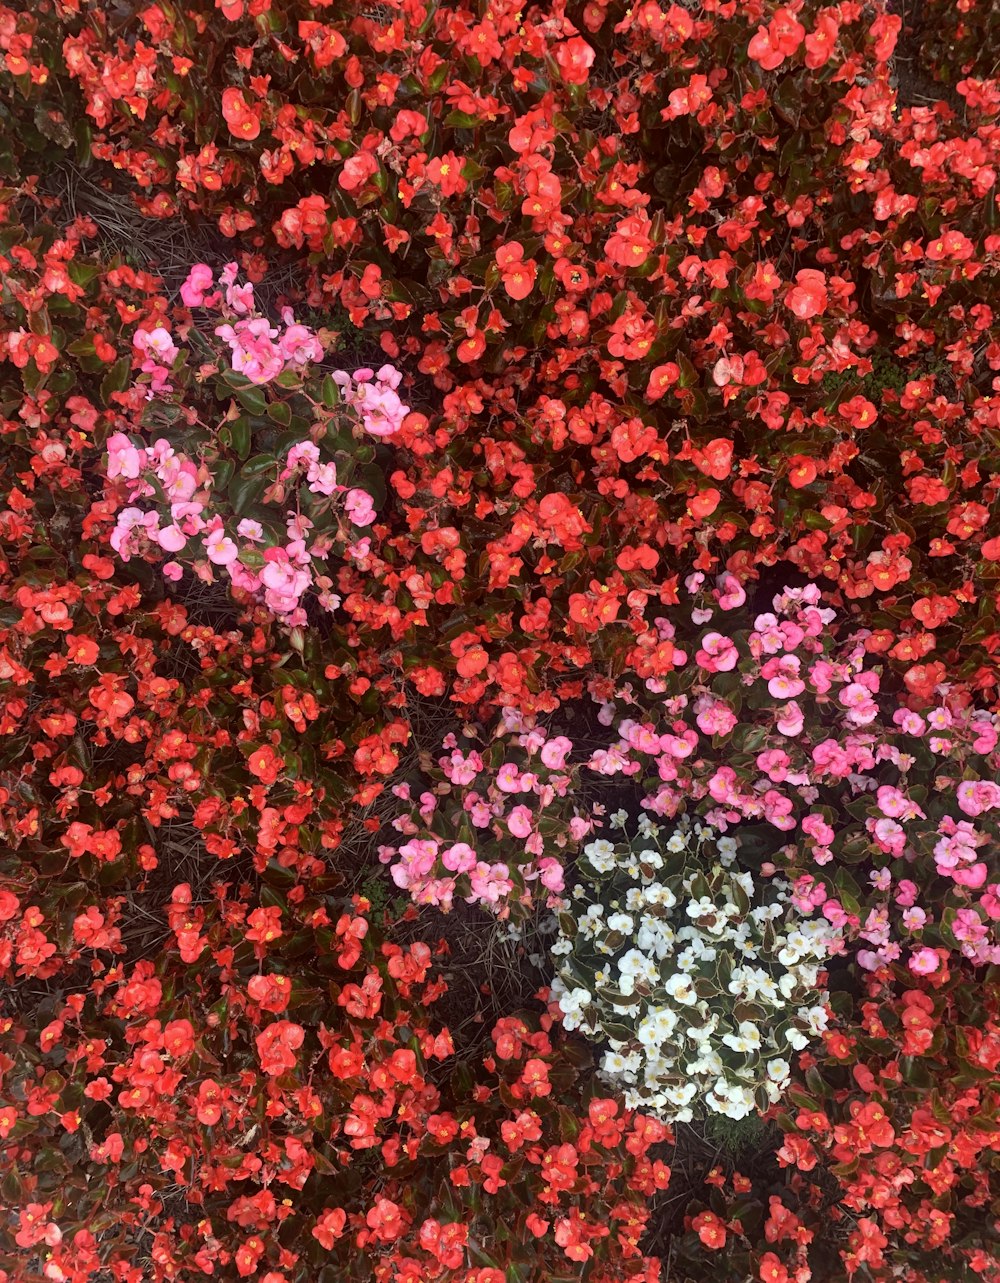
[550,818,838,1122]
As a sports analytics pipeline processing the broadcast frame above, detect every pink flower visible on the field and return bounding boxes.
[901,907,927,931]
[956,780,1000,817]
[180,263,217,308]
[537,858,564,892]
[908,947,940,975]
[715,573,746,611]
[776,701,805,737]
[695,698,738,736]
[441,843,477,874]
[156,524,188,553]
[496,764,523,793]
[345,488,376,527]
[204,529,239,566]
[540,736,572,770]
[105,432,145,481]
[134,326,178,364]
[507,805,533,839]
[466,861,512,905]
[279,311,323,367]
[696,632,738,672]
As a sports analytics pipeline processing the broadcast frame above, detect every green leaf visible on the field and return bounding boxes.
[320,374,341,408]
[228,472,267,516]
[230,416,251,460]
[235,385,268,415]
[100,356,132,402]
[444,110,482,128]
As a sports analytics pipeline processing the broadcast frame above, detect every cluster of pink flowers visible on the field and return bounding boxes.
[583,578,1000,976]
[102,265,410,624]
[180,263,411,440]
[106,432,343,625]
[180,261,324,386]
[380,711,591,914]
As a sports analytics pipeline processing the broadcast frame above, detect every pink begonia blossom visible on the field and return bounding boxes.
[662,731,697,759]
[156,524,188,553]
[496,764,523,792]
[619,720,663,754]
[215,317,284,385]
[715,572,746,610]
[757,749,790,782]
[220,261,254,314]
[163,561,183,581]
[894,879,918,907]
[441,843,477,874]
[307,462,339,496]
[204,529,239,566]
[800,814,832,845]
[237,519,264,541]
[764,655,805,699]
[807,658,835,693]
[909,947,941,975]
[695,698,738,736]
[442,750,481,786]
[971,718,999,754]
[180,263,220,309]
[134,326,178,364]
[696,632,738,672]
[537,858,565,892]
[279,310,324,366]
[956,779,1000,817]
[540,736,572,770]
[507,806,533,839]
[771,700,803,737]
[106,433,145,480]
[467,863,513,905]
[344,489,376,526]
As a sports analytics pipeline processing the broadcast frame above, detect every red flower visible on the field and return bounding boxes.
[313,1208,347,1249]
[787,455,818,488]
[838,395,878,429]
[760,1253,789,1283]
[255,1020,305,1077]
[692,1210,727,1249]
[785,269,828,319]
[496,242,537,300]
[221,88,260,141]
[248,745,283,785]
[646,363,680,400]
[553,36,595,85]
[692,438,734,481]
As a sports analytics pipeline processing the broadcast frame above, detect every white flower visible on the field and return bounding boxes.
[664,973,697,1005]
[722,1021,761,1054]
[551,822,835,1123]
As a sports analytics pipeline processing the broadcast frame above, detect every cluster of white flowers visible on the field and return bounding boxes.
[549,818,839,1122]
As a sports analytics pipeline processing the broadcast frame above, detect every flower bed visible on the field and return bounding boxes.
[2,1,1000,1281]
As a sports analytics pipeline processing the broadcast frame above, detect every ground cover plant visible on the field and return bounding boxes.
[2,0,1000,1280]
